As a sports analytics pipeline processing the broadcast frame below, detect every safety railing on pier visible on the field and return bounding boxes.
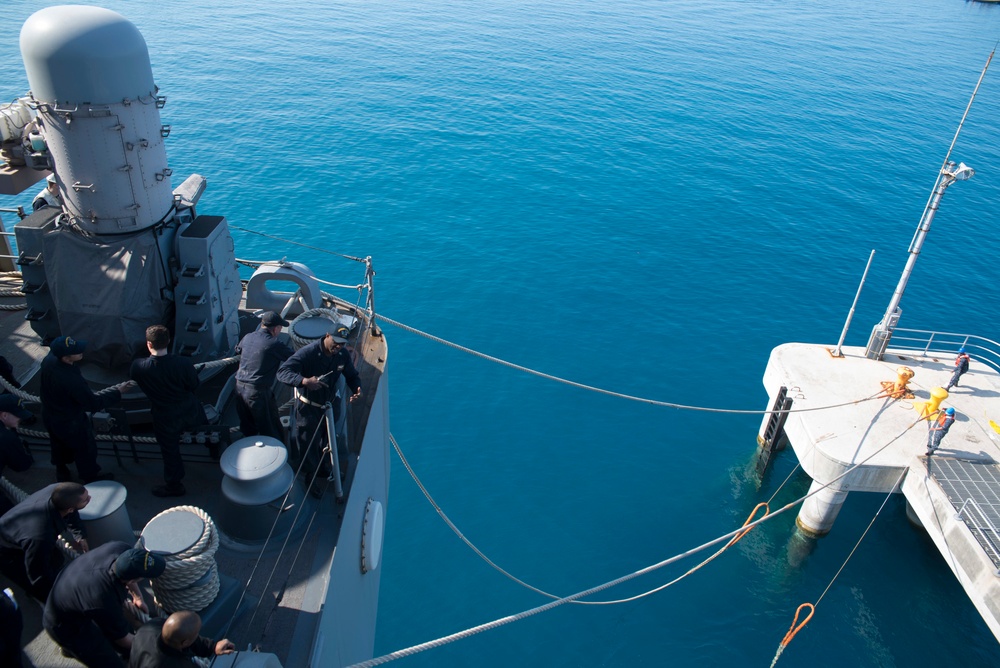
[887,329,1000,375]
[955,497,1000,574]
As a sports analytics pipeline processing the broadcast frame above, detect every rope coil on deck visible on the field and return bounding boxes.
[145,505,221,613]
[287,307,345,348]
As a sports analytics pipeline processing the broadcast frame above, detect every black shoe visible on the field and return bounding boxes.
[82,471,114,483]
[56,465,73,482]
[152,483,186,498]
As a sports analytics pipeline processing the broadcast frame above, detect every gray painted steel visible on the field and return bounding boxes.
[930,458,1000,569]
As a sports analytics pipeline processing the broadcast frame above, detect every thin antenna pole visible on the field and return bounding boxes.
[865,50,994,360]
[834,249,875,358]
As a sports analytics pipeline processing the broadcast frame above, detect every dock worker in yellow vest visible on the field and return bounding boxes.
[945,348,971,391]
[926,407,956,456]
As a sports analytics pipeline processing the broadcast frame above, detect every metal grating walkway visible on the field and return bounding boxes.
[929,457,1000,571]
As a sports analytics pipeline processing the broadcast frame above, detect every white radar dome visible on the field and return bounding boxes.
[20,5,155,105]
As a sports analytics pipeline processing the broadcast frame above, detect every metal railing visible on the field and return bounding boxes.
[886,328,1000,375]
[955,497,1000,574]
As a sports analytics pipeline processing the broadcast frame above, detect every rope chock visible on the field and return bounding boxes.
[769,602,815,667]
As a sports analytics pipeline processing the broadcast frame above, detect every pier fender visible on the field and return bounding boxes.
[904,499,925,529]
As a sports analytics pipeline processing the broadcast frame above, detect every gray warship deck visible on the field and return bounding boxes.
[0,276,389,667]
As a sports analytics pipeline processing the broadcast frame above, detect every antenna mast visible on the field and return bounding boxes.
[865,50,994,359]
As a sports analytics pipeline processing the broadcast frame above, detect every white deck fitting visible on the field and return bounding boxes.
[761,343,1000,641]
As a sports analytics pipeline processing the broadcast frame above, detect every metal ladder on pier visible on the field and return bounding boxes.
[756,386,792,478]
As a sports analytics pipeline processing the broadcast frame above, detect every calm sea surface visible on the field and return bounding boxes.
[3,1,1000,665]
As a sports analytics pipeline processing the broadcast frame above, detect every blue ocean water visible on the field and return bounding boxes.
[3,0,1000,665]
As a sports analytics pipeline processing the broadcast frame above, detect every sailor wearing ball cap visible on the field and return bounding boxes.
[277,322,362,485]
[44,541,166,666]
[40,336,130,483]
[234,311,294,439]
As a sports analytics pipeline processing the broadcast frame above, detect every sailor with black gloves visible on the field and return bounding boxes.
[277,324,362,481]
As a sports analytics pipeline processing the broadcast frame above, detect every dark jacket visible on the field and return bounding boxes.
[130,354,201,418]
[0,425,33,478]
[0,483,84,595]
[235,328,293,389]
[276,339,361,406]
[40,353,121,433]
[43,541,131,641]
[129,618,215,668]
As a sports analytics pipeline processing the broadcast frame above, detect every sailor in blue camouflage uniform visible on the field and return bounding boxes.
[945,347,971,391]
[276,325,362,479]
[234,311,294,440]
[926,407,956,456]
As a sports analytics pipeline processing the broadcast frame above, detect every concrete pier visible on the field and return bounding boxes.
[760,341,1000,641]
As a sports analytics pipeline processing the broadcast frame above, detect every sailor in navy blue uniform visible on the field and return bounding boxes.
[44,543,165,668]
[128,611,235,668]
[40,336,129,483]
[0,482,90,601]
[926,407,956,455]
[129,325,202,498]
[277,325,362,478]
[945,348,971,390]
[0,395,34,512]
[234,311,294,439]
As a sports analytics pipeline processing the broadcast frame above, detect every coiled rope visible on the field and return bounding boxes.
[767,468,906,667]
[145,505,221,613]
[354,403,921,666]
[287,308,344,349]
[377,314,881,416]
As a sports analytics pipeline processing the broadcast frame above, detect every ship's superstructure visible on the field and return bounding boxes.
[0,6,390,667]
[12,5,241,368]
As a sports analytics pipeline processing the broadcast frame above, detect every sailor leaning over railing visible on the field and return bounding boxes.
[276,325,362,486]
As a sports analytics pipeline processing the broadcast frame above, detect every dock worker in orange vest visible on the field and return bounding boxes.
[945,348,971,391]
[926,407,956,456]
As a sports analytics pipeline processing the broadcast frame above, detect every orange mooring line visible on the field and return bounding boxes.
[779,602,815,647]
[730,502,769,545]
